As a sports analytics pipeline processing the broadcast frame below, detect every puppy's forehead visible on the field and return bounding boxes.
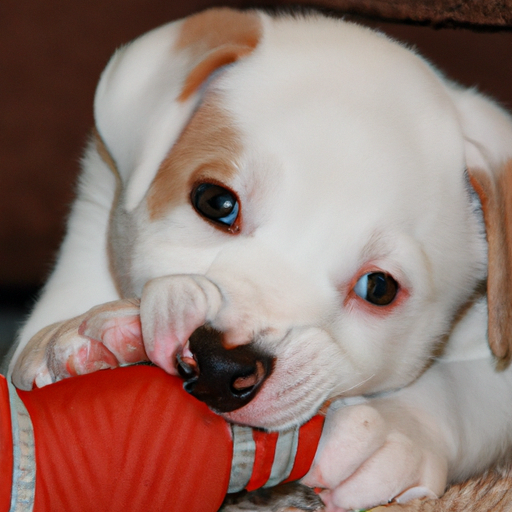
[213,19,466,221]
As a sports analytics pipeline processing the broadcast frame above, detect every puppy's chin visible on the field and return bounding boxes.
[221,387,327,431]
[221,327,343,430]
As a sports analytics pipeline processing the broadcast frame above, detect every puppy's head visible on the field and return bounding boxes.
[94,8,512,429]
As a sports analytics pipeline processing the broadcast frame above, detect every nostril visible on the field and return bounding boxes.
[230,360,266,397]
[176,353,199,380]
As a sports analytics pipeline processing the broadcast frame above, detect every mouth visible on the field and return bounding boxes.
[220,327,344,430]
[172,324,344,430]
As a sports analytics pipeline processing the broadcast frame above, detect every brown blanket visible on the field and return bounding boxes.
[379,467,512,511]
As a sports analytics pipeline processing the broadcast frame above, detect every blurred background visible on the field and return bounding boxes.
[1,0,511,360]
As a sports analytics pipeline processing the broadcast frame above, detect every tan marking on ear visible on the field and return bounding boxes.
[468,160,512,364]
[146,95,242,219]
[176,8,262,102]
[93,127,119,178]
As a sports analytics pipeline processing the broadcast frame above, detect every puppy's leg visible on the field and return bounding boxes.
[9,140,120,376]
[12,274,223,389]
[302,358,512,511]
[11,299,145,390]
[302,397,448,512]
[221,482,324,512]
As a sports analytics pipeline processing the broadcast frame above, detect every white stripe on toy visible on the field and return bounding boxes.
[8,383,36,512]
[264,426,299,488]
[228,424,256,493]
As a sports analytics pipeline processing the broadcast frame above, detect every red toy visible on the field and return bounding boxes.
[0,365,324,512]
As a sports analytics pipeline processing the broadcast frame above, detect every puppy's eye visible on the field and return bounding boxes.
[353,272,398,306]
[192,183,239,228]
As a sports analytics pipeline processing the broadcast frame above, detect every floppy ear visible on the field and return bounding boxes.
[450,86,512,363]
[468,162,512,363]
[93,8,262,210]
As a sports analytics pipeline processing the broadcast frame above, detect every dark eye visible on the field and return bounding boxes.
[353,272,398,306]
[192,183,239,229]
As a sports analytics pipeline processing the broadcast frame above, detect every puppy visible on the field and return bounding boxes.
[9,8,512,511]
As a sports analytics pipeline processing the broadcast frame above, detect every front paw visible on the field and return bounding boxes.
[301,399,448,511]
[12,299,145,390]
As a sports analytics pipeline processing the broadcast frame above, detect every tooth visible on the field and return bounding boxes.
[182,340,194,359]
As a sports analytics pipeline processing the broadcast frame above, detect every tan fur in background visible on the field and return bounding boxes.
[380,467,512,512]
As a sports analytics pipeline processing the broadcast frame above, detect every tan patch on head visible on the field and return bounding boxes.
[147,95,242,219]
[468,159,512,364]
[176,8,262,102]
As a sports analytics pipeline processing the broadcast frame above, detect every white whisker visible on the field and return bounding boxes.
[336,373,376,396]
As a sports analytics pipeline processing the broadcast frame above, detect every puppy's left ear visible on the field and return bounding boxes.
[94,8,263,210]
[450,86,512,363]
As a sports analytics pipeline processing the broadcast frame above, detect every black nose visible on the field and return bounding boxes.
[176,325,274,413]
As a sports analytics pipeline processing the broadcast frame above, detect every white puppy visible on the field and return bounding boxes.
[9,8,512,511]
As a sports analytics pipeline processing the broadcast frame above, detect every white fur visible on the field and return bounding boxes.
[9,10,512,511]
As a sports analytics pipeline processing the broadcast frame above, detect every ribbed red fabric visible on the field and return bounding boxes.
[18,366,233,512]
[0,376,12,512]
